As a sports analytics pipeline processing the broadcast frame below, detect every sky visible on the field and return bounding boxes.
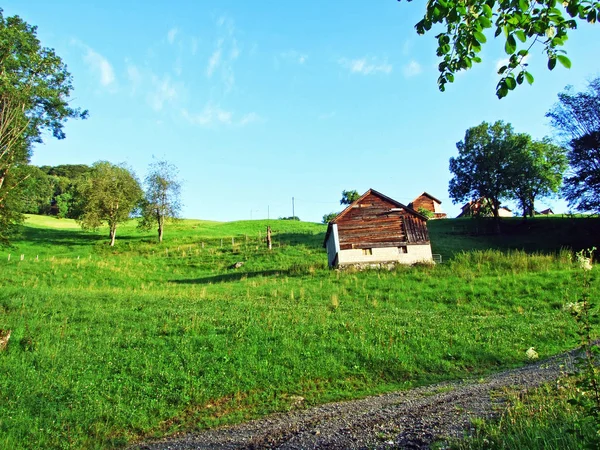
[4,1,600,222]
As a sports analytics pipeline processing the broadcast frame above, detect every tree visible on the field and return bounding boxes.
[449,121,525,231]
[16,165,53,214]
[138,160,182,243]
[40,164,93,218]
[76,162,142,247]
[322,212,339,224]
[547,77,600,211]
[340,190,360,205]
[0,10,86,242]
[509,137,567,217]
[400,0,600,98]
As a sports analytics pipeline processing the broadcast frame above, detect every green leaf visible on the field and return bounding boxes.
[587,9,597,23]
[497,65,508,75]
[515,30,526,43]
[495,26,502,38]
[557,54,572,68]
[518,0,529,12]
[524,71,534,85]
[479,16,492,28]
[474,31,487,43]
[548,56,557,70]
[505,34,516,54]
[516,72,524,85]
[505,76,517,90]
[482,4,493,18]
[472,56,482,63]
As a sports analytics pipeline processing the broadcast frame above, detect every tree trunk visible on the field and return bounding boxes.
[158,220,164,243]
[266,226,272,250]
[490,198,501,234]
[109,225,117,247]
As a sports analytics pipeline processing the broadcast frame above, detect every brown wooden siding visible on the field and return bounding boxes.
[410,195,436,212]
[336,192,429,250]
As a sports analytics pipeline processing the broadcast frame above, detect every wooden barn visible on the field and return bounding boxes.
[323,189,433,268]
[408,192,447,219]
[456,198,513,218]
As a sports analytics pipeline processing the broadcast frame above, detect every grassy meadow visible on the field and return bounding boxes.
[0,215,599,449]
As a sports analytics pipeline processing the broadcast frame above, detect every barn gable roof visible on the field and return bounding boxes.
[410,191,443,205]
[323,189,428,246]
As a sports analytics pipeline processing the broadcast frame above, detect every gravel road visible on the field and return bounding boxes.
[134,351,577,450]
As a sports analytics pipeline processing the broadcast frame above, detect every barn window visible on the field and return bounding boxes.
[362,248,372,255]
[399,247,408,254]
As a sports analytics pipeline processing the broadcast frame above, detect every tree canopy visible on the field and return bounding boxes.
[401,0,599,98]
[76,162,142,247]
[547,77,600,211]
[138,160,182,243]
[340,190,360,205]
[508,137,567,216]
[449,120,566,225]
[0,9,86,243]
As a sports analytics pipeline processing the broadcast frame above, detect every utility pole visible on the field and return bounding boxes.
[292,197,295,219]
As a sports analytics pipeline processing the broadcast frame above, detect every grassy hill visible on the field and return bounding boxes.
[0,215,598,448]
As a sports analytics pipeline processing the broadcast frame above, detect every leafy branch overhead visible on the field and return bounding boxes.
[400,0,599,98]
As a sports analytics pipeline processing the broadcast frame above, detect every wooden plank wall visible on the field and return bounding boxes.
[410,195,435,213]
[336,192,429,250]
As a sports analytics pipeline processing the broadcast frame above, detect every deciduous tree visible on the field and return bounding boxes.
[449,121,525,231]
[322,212,339,224]
[138,160,182,243]
[76,162,142,247]
[509,137,567,217]
[340,190,360,205]
[547,77,600,211]
[0,10,86,242]
[400,0,599,98]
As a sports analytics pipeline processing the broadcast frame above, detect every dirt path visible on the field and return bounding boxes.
[134,351,576,449]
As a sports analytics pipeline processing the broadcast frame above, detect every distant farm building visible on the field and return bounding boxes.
[536,208,554,216]
[408,192,447,219]
[323,189,433,268]
[456,199,513,218]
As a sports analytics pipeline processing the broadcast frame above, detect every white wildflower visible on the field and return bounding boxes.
[526,347,539,360]
[579,257,592,271]
[564,301,587,314]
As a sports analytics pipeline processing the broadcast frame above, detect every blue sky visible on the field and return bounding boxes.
[5,1,600,221]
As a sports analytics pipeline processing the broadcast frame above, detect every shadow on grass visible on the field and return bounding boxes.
[18,226,106,247]
[17,224,153,249]
[275,232,325,249]
[170,267,319,284]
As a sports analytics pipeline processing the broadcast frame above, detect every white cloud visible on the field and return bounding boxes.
[239,112,263,125]
[182,105,263,127]
[339,57,392,75]
[495,54,531,74]
[182,104,232,126]
[280,50,308,65]
[207,47,222,77]
[126,62,142,93]
[83,47,116,87]
[318,111,336,120]
[205,16,240,91]
[167,27,178,45]
[147,76,179,112]
[403,60,422,77]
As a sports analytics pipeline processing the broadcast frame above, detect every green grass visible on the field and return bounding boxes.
[0,215,599,449]
[451,380,597,449]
